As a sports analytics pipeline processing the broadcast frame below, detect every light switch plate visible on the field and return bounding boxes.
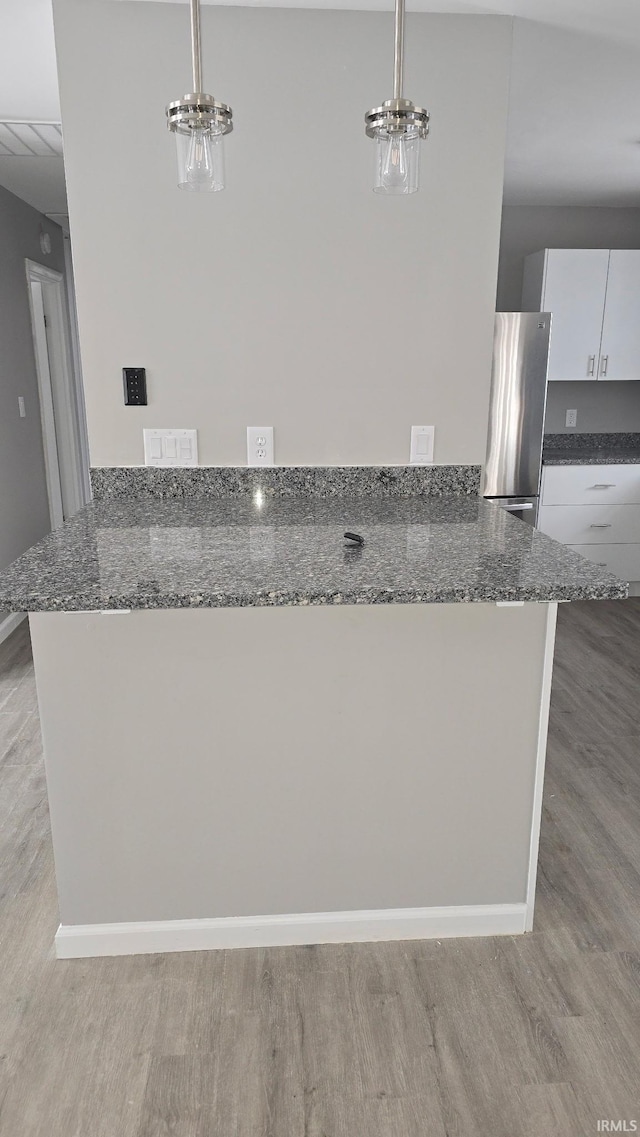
[410,425,435,464]
[143,429,198,467]
[247,426,274,467]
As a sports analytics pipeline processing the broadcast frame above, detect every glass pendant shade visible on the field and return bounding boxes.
[175,124,225,192]
[373,126,420,195]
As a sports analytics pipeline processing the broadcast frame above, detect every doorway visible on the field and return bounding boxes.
[25,258,89,528]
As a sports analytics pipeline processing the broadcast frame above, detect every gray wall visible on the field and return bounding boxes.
[53,0,512,467]
[545,381,640,434]
[0,185,65,619]
[497,205,640,312]
[497,205,640,434]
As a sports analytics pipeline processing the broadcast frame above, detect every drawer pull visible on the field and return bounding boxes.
[592,484,616,489]
[590,523,612,528]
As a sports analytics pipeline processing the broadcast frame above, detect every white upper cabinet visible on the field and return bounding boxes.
[522,249,610,381]
[599,251,640,381]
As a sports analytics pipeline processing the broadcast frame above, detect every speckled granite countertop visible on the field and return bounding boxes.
[543,432,640,466]
[0,495,626,611]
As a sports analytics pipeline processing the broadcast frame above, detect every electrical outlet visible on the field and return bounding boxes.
[410,425,435,464]
[565,409,578,428]
[143,429,198,466]
[247,426,274,466]
[123,367,147,406]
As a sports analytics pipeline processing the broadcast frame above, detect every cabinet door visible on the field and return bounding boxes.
[599,250,640,380]
[542,249,610,381]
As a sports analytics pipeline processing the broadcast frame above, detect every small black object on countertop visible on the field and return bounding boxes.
[344,532,365,546]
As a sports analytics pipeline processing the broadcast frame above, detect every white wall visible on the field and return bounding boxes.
[497,205,640,434]
[53,1,512,468]
[0,185,65,621]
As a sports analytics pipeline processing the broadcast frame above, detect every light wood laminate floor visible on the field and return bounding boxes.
[0,602,639,1136]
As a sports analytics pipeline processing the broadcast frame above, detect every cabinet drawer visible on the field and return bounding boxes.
[568,543,640,582]
[538,504,640,544]
[541,463,640,506]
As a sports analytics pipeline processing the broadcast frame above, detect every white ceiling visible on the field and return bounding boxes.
[0,0,66,215]
[1,0,640,213]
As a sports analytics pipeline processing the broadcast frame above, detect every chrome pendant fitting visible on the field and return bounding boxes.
[365,0,429,138]
[166,0,232,136]
[167,93,233,137]
[365,97,429,140]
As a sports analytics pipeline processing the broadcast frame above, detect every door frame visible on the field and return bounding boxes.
[25,259,87,526]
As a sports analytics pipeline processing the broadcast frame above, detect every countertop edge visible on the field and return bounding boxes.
[4,585,628,612]
[543,454,640,466]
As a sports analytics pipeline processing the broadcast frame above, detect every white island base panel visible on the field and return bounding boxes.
[28,603,557,959]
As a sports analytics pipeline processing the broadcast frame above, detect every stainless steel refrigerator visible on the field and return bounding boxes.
[484,312,551,526]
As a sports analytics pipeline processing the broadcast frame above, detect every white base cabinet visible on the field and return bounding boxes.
[537,504,640,545]
[567,543,640,582]
[539,464,640,583]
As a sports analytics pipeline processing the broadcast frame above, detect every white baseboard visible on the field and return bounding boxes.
[55,902,527,959]
[0,612,26,647]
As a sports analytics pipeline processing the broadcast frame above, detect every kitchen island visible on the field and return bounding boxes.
[0,465,626,958]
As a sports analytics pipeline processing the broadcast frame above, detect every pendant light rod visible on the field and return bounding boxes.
[393,0,405,101]
[190,0,203,94]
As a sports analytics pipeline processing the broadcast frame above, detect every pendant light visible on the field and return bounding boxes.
[166,0,232,192]
[365,0,429,195]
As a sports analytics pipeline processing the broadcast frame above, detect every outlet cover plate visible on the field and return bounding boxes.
[123,367,147,406]
[143,429,198,467]
[247,426,274,467]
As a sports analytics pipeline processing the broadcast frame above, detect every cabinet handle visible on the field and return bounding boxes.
[589,523,612,528]
[587,355,596,376]
[592,484,616,489]
[600,355,609,376]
